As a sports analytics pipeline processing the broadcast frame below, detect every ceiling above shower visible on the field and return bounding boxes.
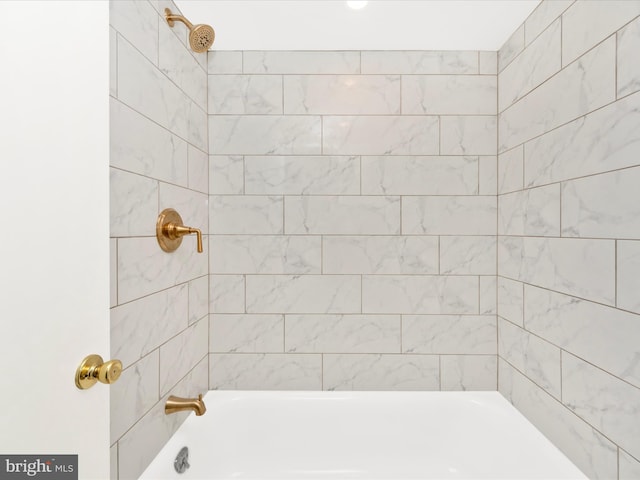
[174,0,541,51]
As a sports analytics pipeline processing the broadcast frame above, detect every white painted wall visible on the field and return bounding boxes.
[0,2,110,478]
[175,0,540,51]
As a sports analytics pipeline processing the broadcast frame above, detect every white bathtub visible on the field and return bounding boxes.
[140,391,586,479]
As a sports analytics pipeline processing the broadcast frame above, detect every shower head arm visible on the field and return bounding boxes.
[164,8,195,31]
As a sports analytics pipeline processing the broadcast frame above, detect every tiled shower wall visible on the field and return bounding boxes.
[109,1,208,478]
[207,50,499,390]
[497,1,640,478]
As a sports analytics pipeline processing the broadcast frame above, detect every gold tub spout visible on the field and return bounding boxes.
[165,394,206,416]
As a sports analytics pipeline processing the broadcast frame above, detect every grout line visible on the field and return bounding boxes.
[560,349,563,403]
[560,15,563,68]
[321,236,324,274]
[615,240,618,307]
[615,30,619,100]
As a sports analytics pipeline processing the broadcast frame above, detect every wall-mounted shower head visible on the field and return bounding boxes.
[164,8,215,53]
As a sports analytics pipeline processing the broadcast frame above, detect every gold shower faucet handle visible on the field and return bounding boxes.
[156,208,203,253]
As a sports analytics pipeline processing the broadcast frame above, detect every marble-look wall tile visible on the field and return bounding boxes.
[208,75,282,114]
[210,195,283,234]
[562,352,640,460]
[323,354,439,391]
[562,0,640,67]
[525,284,640,389]
[110,0,158,64]
[243,51,360,74]
[110,27,117,97]
[618,240,640,314]
[323,236,438,275]
[498,24,524,72]
[117,359,208,480]
[246,275,361,314]
[210,115,321,155]
[210,353,322,389]
[210,314,284,352]
[209,275,245,313]
[402,196,496,235]
[497,277,523,327]
[284,75,400,114]
[188,145,208,194]
[361,156,478,195]
[210,155,244,194]
[362,276,478,314]
[618,16,640,98]
[479,51,497,74]
[117,36,206,149]
[111,284,188,367]
[498,236,615,305]
[499,36,616,152]
[525,0,574,45]
[401,76,496,115]
[562,167,640,239]
[499,19,561,112]
[117,237,207,304]
[524,91,640,187]
[403,315,496,354]
[159,22,206,109]
[110,351,159,443]
[210,235,321,274]
[323,116,439,155]
[186,98,207,151]
[441,115,497,155]
[498,146,523,194]
[188,275,208,324]
[498,318,561,398]
[110,99,188,186]
[479,276,497,315]
[361,51,477,74]
[159,317,208,395]
[245,156,360,195]
[159,182,208,234]
[440,236,496,275]
[285,315,400,353]
[110,239,117,308]
[207,51,242,74]
[109,168,157,238]
[285,196,400,234]
[441,355,497,391]
[620,450,640,480]
[110,445,117,480]
[499,359,618,480]
[478,155,497,195]
[498,184,560,236]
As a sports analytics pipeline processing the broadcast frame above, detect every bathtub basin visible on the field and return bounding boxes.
[140,391,586,479]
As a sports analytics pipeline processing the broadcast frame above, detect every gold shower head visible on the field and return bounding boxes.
[164,8,215,53]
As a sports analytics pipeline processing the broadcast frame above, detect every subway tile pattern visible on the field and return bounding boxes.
[208,47,497,395]
[110,2,208,478]
[498,3,640,478]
